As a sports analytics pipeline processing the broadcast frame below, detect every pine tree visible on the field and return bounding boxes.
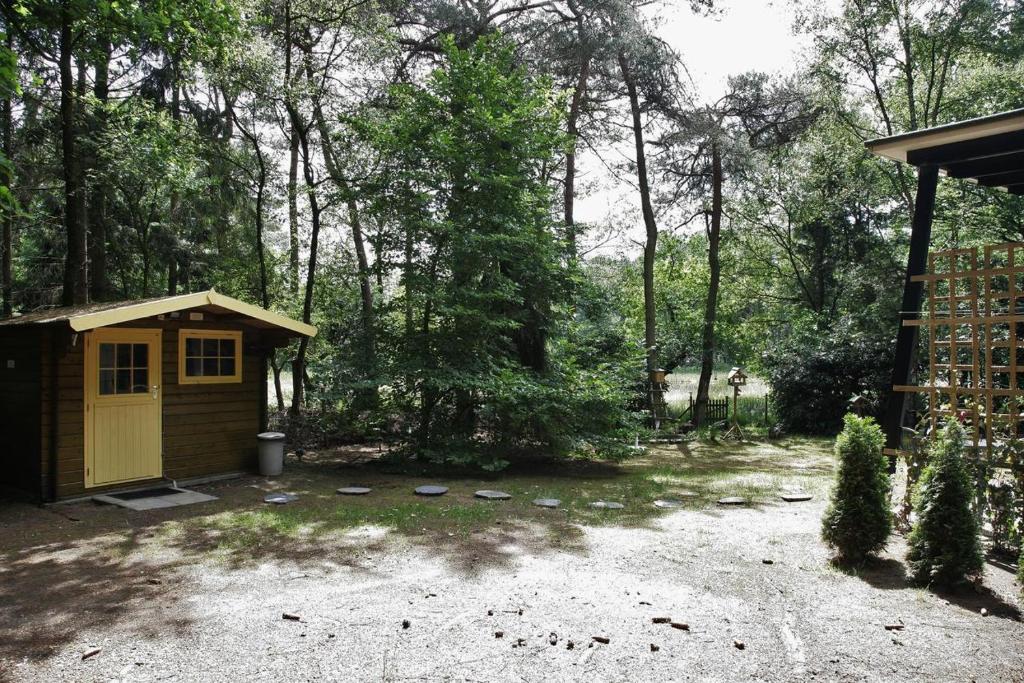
[821,414,892,563]
[907,421,983,587]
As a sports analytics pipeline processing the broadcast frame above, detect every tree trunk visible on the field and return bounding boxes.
[167,65,181,296]
[284,1,300,296]
[694,141,723,426]
[347,197,378,407]
[88,37,110,301]
[619,50,658,377]
[270,354,285,411]
[287,116,320,418]
[2,29,12,317]
[306,87,379,409]
[564,50,590,254]
[254,158,268,310]
[60,10,87,305]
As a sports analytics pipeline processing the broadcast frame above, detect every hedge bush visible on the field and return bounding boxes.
[821,414,892,563]
[763,322,894,435]
[907,421,983,587]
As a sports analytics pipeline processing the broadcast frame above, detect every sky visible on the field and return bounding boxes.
[575,0,841,255]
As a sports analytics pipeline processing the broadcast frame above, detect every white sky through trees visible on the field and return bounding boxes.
[575,0,842,257]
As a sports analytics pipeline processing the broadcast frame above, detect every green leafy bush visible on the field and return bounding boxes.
[763,321,894,435]
[821,414,892,563]
[1018,547,1023,589]
[987,479,1019,555]
[907,421,983,587]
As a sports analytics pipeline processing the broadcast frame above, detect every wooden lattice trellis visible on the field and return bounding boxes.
[892,242,1024,465]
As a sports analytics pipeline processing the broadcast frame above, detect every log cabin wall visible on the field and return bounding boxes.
[39,315,268,500]
[0,327,43,498]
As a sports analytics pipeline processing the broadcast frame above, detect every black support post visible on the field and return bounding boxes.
[883,164,940,453]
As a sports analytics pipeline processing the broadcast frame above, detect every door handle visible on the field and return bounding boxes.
[152,385,160,399]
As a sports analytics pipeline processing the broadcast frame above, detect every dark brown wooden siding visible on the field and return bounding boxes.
[0,327,42,497]
[37,315,268,500]
[151,318,263,483]
[40,325,87,500]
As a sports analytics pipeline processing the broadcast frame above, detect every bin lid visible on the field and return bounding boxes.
[257,431,286,441]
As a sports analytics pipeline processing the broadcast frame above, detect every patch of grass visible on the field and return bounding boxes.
[155,437,835,565]
[665,366,770,402]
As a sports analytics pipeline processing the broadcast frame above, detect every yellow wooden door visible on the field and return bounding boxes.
[84,328,163,487]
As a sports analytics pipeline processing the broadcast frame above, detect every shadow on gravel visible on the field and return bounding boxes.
[842,555,1022,622]
[936,583,1022,622]
[0,525,193,663]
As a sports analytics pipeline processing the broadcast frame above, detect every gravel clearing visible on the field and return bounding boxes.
[1,442,1021,682]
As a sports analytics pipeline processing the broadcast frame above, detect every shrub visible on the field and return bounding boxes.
[821,414,892,563]
[762,320,894,435]
[988,478,1019,555]
[907,421,983,587]
[1019,547,1023,589]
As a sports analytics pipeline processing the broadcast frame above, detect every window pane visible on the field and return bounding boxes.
[132,343,148,368]
[99,343,115,369]
[220,358,235,377]
[185,337,201,357]
[185,358,202,376]
[202,358,219,376]
[132,369,148,393]
[202,338,219,356]
[99,369,115,395]
[220,338,235,358]
[116,344,131,368]
[116,369,131,393]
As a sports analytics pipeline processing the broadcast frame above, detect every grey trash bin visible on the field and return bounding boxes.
[257,432,286,476]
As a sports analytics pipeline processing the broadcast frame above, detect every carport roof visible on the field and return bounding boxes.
[866,108,1024,195]
[0,289,317,337]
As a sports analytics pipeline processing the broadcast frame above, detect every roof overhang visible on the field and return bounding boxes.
[866,108,1024,195]
[67,290,317,337]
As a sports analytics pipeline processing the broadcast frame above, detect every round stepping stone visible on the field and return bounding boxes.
[717,496,748,506]
[474,490,511,500]
[653,499,683,509]
[264,493,298,505]
[780,492,813,502]
[533,498,560,508]
[415,485,448,496]
[337,486,372,496]
[589,501,624,510]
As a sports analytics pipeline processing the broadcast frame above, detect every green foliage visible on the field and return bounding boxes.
[1018,547,1023,589]
[821,414,891,563]
[360,34,637,468]
[907,421,984,588]
[987,478,1019,556]
[763,319,894,435]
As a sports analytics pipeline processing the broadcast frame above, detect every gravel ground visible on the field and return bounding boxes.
[1,443,1022,682]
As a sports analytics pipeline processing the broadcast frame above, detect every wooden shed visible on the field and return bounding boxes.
[0,290,316,502]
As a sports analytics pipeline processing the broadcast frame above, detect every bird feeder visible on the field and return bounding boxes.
[848,394,870,417]
[724,367,747,441]
[727,367,747,387]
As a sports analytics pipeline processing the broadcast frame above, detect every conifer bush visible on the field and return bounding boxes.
[907,421,983,587]
[1019,547,1023,590]
[821,414,892,563]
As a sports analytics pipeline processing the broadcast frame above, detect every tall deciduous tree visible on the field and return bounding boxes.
[660,73,817,424]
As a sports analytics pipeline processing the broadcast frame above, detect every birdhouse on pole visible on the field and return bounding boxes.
[727,367,747,388]
[724,367,747,441]
[848,394,870,417]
